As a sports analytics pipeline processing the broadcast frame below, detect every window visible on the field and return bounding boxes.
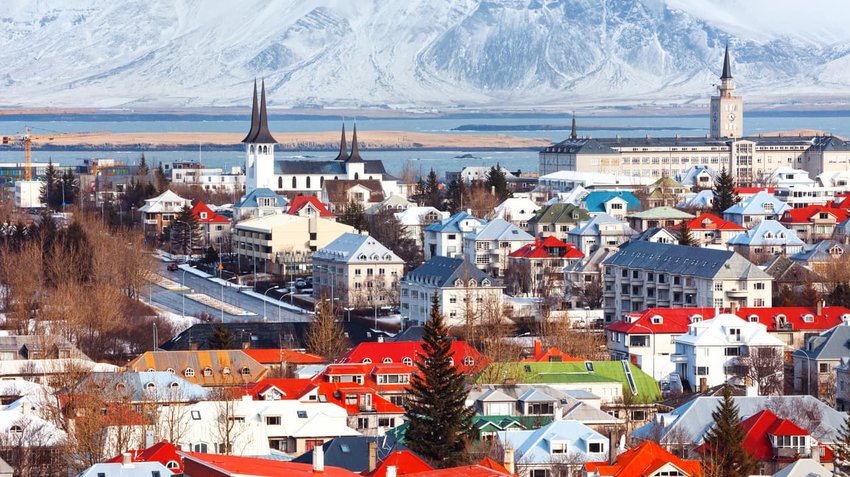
[222,367,231,376]
[268,438,288,452]
[345,394,358,405]
[695,366,709,376]
[527,402,554,415]
[166,461,179,470]
[588,442,604,453]
[265,416,281,426]
[714,283,723,291]
[402,357,413,366]
[820,363,830,373]
[724,347,740,356]
[631,410,646,421]
[153,471,162,477]
[754,282,765,290]
[463,356,475,367]
[203,367,213,377]
[382,357,392,364]
[297,410,308,419]
[191,410,201,420]
[241,367,251,376]
[378,417,395,428]
[357,417,369,429]
[530,470,547,477]
[184,368,195,377]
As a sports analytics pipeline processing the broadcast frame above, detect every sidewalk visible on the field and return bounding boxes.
[241,289,305,313]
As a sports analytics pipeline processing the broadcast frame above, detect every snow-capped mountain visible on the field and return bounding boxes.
[2,0,850,110]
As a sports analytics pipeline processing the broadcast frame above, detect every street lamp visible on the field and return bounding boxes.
[263,286,280,321]
[181,269,189,320]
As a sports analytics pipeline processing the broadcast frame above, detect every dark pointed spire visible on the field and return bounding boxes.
[721,42,732,80]
[570,113,577,140]
[334,123,349,161]
[347,123,363,162]
[241,80,260,143]
[251,80,278,144]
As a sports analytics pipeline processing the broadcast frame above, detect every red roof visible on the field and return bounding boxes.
[242,378,317,400]
[314,381,404,415]
[365,450,434,477]
[288,196,334,218]
[835,195,850,209]
[108,441,183,473]
[607,306,850,334]
[339,341,487,374]
[584,441,702,477]
[736,187,775,195]
[181,452,360,477]
[685,212,745,231]
[191,200,230,224]
[476,457,512,474]
[695,409,834,463]
[509,236,584,260]
[241,348,325,365]
[405,465,512,477]
[781,205,850,224]
[319,362,414,393]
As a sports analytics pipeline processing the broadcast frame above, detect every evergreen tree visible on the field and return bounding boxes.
[676,220,697,246]
[445,178,467,214]
[207,322,236,349]
[39,160,62,210]
[712,167,740,216]
[486,164,511,202]
[162,205,202,256]
[137,154,149,177]
[701,385,756,477]
[834,412,850,474]
[60,169,79,208]
[405,293,477,468]
[367,208,423,268]
[425,168,442,209]
[154,163,170,192]
[776,285,797,307]
[339,200,368,232]
[203,246,220,265]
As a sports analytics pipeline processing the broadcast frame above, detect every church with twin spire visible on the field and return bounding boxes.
[238,80,398,207]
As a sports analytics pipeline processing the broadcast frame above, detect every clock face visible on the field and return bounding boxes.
[728,112,736,121]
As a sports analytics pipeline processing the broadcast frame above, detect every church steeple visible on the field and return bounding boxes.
[334,124,349,161]
[241,80,260,143]
[721,42,732,80]
[570,113,577,140]
[347,123,363,163]
[253,80,277,144]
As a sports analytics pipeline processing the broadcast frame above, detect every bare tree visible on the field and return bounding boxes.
[733,346,784,396]
[305,293,350,360]
[211,388,246,455]
[765,396,826,439]
[0,416,68,477]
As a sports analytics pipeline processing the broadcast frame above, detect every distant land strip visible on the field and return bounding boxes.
[453,124,703,131]
[5,131,552,151]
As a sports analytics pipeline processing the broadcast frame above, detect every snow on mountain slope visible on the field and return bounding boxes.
[1,0,849,110]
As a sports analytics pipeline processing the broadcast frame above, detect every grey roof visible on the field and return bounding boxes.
[793,325,850,361]
[403,256,499,288]
[569,213,636,237]
[478,389,517,402]
[772,459,832,477]
[562,402,621,424]
[543,132,824,153]
[517,388,557,403]
[424,211,486,233]
[334,125,349,161]
[313,233,402,264]
[390,326,426,342]
[727,220,805,247]
[627,206,694,220]
[80,371,209,402]
[274,159,389,176]
[633,395,848,445]
[791,240,848,263]
[543,137,619,155]
[603,240,772,280]
[290,435,407,472]
[467,218,533,242]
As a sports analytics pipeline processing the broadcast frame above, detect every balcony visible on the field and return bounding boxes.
[726,289,748,298]
[671,354,689,363]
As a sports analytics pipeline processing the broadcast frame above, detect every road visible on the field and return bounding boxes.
[148,262,310,323]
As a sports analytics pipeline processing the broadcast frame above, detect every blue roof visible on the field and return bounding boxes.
[235,188,288,209]
[497,420,607,464]
[424,211,486,233]
[583,191,640,214]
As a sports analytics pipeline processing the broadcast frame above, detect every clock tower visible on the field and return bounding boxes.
[710,44,743,139]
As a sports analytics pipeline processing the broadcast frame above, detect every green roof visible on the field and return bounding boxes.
[528,203,590,226]
[477,361,661,403]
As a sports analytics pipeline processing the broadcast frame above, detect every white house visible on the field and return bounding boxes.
[464,219,535,278]
[493,197,540,230]
[423,211,487,261]
[394,207,449,247]
[673,314,785,393]
[497,420,609,477]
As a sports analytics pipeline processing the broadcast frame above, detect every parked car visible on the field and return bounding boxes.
[167,263,179,272]
[294,278,308,289]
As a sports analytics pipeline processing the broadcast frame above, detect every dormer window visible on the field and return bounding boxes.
[184,368,195,377]
[362,358,372,364]
[802,314,814,323]
[203,367,213,377]
[690,314,703,323]
[241,367,251,376]
[748,315,759,323]
[650,315,663,325]
[402,357,413,366]
[382,358,392,364]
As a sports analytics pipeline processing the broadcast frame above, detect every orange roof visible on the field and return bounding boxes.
[522,341,583,362]
[477,457,511,474]
[584,441,702,477]
[242,348,325,365]
[366,450,434,477]
[181,452,360,476]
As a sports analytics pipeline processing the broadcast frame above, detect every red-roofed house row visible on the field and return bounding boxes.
[338,340,487,375]
[684,213,745,247]
[780,205,850,243]
[606,305,850,380]
[584,440,702,477]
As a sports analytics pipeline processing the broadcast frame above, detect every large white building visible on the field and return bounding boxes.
[538,47,850,183]
[674,314,785,393]
[602,241,773,322]
[240,81,398,200]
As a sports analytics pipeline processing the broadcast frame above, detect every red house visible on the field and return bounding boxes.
[288,195,334,219]
[108,441,183,473]
[338,340,487,374]
[191,200,231,250]
[584,440,702,477]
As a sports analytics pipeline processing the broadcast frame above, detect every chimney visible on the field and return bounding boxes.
[812,444,821,463]
[503,448,515,475]
[817,299,824,316]
[144,430,155,448]
[533,340,542,358]
[368,441,378,472]
[377,336,384,343]
[608,428,618,464]
[386,465,398,477]
[313,444,325,473]
[122,452,132,466]
[730,301,738,315]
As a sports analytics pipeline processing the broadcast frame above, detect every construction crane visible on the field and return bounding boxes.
[2,127,107,180]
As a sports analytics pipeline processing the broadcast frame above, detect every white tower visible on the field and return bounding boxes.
[243,80,277,195]
[710,44,744,139]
